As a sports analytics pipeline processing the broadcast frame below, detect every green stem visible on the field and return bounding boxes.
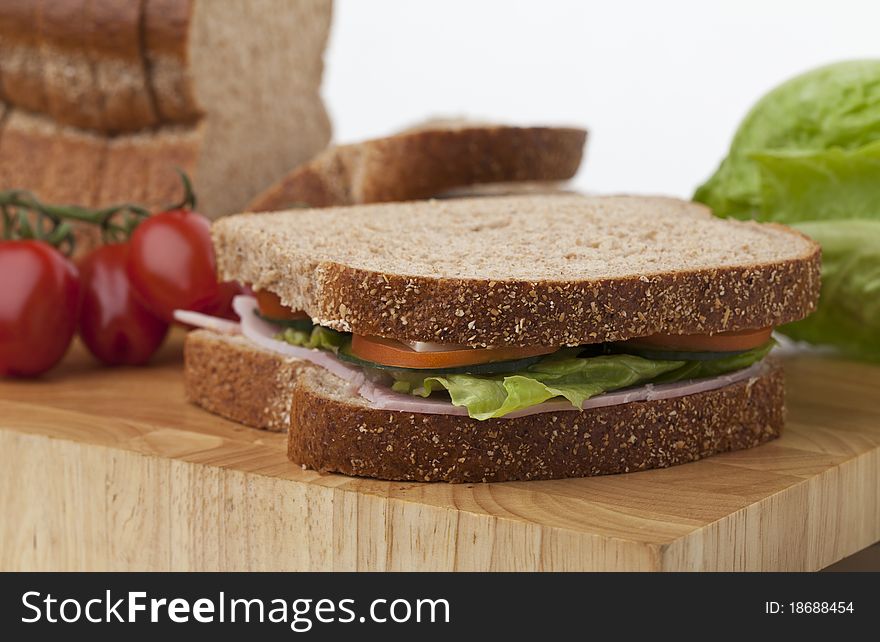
[168,168,197,211]
[0,189,150,254]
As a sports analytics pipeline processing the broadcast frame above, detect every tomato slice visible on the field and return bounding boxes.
[255,290,310,321]
[350,335,557,370]
[621,327,773,353]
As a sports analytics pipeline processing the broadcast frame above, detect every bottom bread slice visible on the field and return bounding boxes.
[184,329,310,432]
[290,359,785,483]
[183,330,785,482]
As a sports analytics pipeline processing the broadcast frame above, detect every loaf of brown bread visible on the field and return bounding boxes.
[0,0,332,217]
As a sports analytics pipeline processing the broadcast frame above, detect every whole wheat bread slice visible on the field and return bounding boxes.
[38,0,157,133]
[147,0,333,215]
[247,124,587,211]
[290,358,784,482]
[214,194,821,347]
[184,330,311,432]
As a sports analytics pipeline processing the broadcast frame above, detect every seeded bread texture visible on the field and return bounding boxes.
[184,330,311,432]
[289,358,785,482]
[247,125,586,211]
[214,194,822,347]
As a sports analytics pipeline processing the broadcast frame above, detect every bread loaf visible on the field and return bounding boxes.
[0,0,332,218]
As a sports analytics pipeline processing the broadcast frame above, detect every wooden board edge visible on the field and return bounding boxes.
[658,446,880,571]
[0,429,661,571]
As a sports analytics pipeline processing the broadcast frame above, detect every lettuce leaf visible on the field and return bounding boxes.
[276,326,348,353]
[753,141,880,223]
[694,60,880,219]
[779,221,880,360]
[390,347,770,420]
[693,61,880,360]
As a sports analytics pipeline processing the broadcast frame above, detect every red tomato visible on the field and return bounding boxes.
[621,327,773,353]
[255,290,310,321]
[0,240,80,377]
[79,243,169,365]
[350,334,556,370]
[126,208,220,322]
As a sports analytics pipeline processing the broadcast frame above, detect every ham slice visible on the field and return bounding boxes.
[173,309,241,335]
[231,296,365,389]
[181,296,770,419]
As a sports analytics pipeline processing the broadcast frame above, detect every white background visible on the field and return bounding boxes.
[323,0,880,199]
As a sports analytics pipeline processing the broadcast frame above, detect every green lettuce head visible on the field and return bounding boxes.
[694,60,880,219]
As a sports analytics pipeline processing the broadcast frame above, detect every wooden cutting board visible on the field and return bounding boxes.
[1,330,878,571]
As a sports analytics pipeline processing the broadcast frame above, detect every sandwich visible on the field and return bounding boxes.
[181,194,821,482]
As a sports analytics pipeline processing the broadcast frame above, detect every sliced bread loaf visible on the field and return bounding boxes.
[0,0,333,216]
[173,0,332,215]
[248,124,587,211]
[214,194,822,347]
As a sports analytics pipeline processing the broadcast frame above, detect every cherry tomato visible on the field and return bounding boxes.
[126,208,219,322]
[0,240,80,377]
[79,243,169,365]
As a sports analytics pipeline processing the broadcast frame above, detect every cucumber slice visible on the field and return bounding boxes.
[336,345,546,375]
[253,310,313,332]
[610,344,749,362]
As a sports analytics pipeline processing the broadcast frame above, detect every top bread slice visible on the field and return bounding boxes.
[246,124,587,211]
[214,194,821,347]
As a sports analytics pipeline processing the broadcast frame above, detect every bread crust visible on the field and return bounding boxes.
[39,0,104,131]
[91,0,158,131]
[290,358,785,482]
[0,107,200,258]
[143,0,200,123]
[247,125,587,211]
[1,0,176,131]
